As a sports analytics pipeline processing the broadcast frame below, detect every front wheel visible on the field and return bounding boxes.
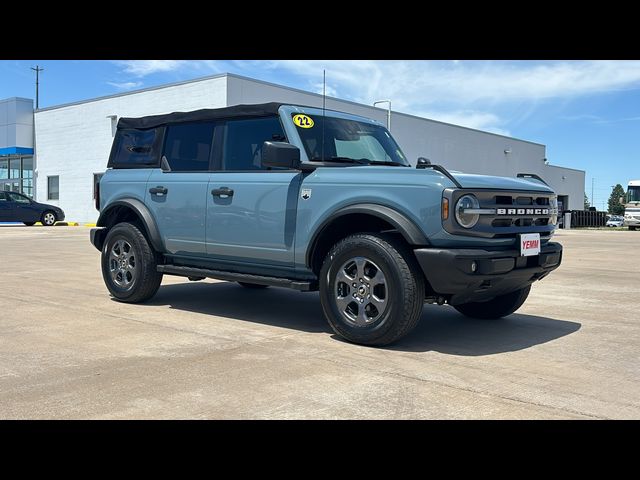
[41,211,56,226]
[630,227,637,231]
[319,233,425,346]
[101,222,163,303]
[453,285,531,319]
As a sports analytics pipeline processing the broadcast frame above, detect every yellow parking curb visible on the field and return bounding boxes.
[84,223,97,227]
[33,222,80,226]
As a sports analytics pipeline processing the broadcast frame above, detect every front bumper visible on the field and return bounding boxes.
[414,241,563,305]
[624,218,640,227]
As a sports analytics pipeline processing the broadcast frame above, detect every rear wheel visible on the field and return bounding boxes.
[237,282,269,289]
[41,211,56,226]
[319,233,425,346]
[101,222,163,303]
[453,285,531,319]
[630,226,637,231]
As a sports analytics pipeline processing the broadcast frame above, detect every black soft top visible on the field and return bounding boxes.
[117,102,286,130]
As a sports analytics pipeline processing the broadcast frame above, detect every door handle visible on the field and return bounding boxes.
[149,186,168,196]
[211,187,234,199]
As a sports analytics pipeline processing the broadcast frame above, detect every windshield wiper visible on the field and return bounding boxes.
[369,160,408,167]
[311,156,371,165]
[310,157,406,166]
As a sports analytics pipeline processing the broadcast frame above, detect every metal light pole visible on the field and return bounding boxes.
[373,100,391,131]
[31,65,44,110]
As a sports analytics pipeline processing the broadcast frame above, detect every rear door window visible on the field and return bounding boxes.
[162,122,215,172]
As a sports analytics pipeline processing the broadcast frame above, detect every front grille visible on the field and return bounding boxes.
[493,217,550,228]
[492,218,512,228]
[443,189,558,239]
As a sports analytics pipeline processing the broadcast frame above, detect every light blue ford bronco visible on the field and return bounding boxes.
[90,103,562,346]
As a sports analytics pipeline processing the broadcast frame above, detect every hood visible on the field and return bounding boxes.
[35,202,63,211]
[305,165,555,193]
[450,172,554,192]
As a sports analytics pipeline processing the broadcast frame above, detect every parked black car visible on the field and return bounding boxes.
[0,191,65,226]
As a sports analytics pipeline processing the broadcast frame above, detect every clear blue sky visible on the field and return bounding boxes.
[2,60,638,210]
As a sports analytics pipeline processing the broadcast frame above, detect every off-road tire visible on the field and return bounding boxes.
[101,222,163,303]
[453,285,531,319]
[319,233,425,346]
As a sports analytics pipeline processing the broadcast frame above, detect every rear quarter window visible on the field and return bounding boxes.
[109,128,163,168]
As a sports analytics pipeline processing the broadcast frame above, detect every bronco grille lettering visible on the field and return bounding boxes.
[496,208,549,215]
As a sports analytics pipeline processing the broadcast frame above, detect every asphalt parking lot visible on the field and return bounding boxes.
[0,226,638,419]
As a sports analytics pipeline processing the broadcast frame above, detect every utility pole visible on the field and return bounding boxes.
[31,65,44,110]
[591,177,595,208]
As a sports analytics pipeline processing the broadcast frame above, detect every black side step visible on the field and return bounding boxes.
[157,264,316,291]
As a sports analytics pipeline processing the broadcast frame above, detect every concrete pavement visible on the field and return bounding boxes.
[0,226,638,419]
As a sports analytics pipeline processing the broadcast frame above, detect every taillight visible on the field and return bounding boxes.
[95,180,100,211]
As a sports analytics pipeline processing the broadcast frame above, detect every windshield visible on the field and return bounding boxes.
[627,185,640,203]
[293,114,409,166]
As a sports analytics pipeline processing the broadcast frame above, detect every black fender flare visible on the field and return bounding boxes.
[306,203,429,268]
[97,198,164,252]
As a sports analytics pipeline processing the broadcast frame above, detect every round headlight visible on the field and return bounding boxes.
[455,194,480,228]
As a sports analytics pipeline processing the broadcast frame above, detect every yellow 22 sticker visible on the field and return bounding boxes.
[293,114,314,128]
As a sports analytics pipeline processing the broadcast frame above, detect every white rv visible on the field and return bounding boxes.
[623,180,640,230]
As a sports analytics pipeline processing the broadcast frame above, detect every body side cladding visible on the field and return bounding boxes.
[96,198,164,252]
[306,203,429,269]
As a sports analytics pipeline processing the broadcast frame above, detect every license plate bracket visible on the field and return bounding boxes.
[519,233,541,257]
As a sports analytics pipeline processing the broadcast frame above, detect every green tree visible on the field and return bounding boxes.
[584,193,590,210]
[608,184,626,215]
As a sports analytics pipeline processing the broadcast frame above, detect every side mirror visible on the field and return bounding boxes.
[416,157,431,169]
[262,141,301,169]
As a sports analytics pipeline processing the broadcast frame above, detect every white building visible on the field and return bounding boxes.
[3,73,585,223]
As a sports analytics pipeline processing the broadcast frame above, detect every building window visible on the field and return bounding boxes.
[0,156,33,197]
[22,157,33,198]
[9,159,20,179]
[93,173,104,200]
[48,176,59,200]
[3,182,19,192]
[0,160,7,180]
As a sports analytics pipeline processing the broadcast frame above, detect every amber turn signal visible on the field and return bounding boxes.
[442,198,449,220]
